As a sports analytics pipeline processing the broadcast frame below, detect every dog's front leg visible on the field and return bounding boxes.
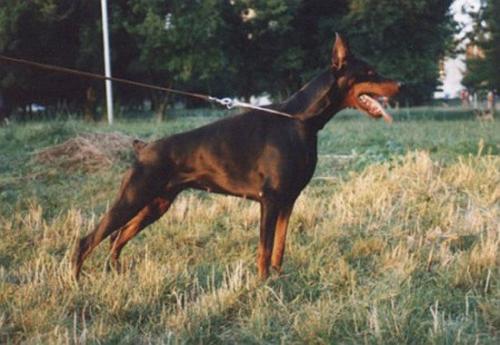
[257,199,280,279]
[271,203,295,273]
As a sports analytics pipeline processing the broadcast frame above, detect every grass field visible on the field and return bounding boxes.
[0,108,499,344]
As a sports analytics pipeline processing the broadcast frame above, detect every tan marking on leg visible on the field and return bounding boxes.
[271,207,292,272]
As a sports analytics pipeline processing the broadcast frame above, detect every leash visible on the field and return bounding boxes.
[0,54,295,119]
[207,97,294,118]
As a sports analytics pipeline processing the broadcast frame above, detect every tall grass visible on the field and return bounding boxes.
[0,112,499,344]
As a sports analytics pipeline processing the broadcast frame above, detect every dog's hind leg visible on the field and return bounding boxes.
[72,166,161,279]
[108,190,179,271]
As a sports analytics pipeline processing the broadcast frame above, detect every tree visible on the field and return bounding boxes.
[1,0,459,118]
[0,1,26,120]
[0,1,104,118]
[344,0,456,104]
[462,0,500,92]
[119,0,227,119]
[218,0,304,100]
[223,0,456,104]
[292,0,349,77]
[486,0,500,90]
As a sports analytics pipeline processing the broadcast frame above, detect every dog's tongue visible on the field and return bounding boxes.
[360,94,393,123]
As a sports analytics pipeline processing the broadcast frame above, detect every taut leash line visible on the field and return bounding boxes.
[207,97,294,118]
[0,55,209,100]
[0,54,295,119]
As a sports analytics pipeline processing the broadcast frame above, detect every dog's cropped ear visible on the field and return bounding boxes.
[332,33,351,70]
[132,139,147,156]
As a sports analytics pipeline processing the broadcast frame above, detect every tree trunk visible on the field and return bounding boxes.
[84,86,97,122]
[0,91,7,124]
[487,90,496,117]
[151,91,169,122]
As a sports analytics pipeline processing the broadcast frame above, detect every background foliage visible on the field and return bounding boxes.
[462,0,500,92]
[0,0,460,120]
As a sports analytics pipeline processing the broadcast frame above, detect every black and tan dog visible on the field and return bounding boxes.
[73,34,400,280]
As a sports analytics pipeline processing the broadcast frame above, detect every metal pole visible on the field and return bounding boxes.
[101,0,113,124]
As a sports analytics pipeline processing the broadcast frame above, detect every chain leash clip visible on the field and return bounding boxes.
[208,97,234,109]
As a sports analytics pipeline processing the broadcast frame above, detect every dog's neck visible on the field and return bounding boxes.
[279,70,344,130]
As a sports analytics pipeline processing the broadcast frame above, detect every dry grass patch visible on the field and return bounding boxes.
[0,151,498,344]
[34,132,134,172]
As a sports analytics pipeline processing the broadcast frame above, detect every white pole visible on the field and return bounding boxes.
[101,0,113,124]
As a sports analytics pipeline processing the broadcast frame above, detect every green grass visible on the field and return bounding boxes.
[0,108,499,344]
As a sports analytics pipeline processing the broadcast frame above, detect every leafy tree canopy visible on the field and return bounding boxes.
[462,0,500,92]
[0,0,458,119]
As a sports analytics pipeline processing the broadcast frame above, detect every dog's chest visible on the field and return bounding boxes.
[277,130,318,189]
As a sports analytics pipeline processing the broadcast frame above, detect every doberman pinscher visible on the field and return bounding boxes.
[73,34,400,280]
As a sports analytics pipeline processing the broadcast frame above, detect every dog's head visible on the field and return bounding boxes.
[331,34,400,122]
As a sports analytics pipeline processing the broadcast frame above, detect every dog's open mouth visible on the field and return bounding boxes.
[358,94,393,123]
